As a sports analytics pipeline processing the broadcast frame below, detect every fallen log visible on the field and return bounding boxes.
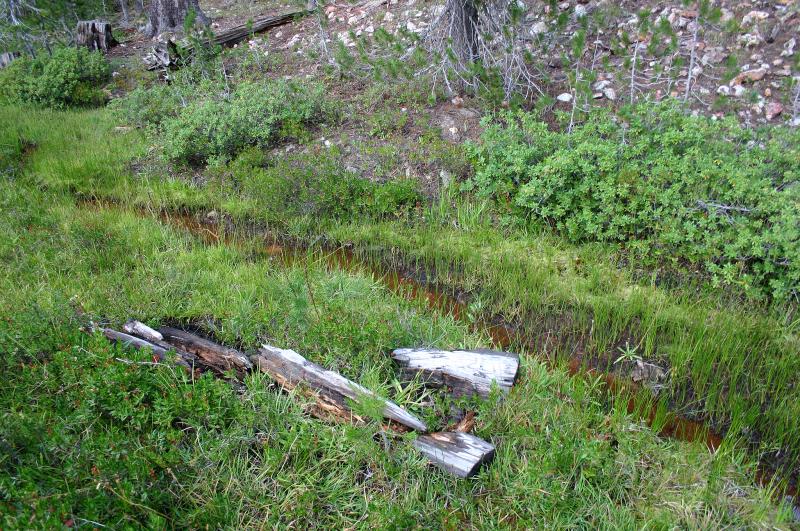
[145,10,308,70]
[391,348,519,398]
[100,327,197,368]
[159,327,252,377]
[252,344,428,432]
[123,320,163,343]
[413,431,495,478]
[76,20,117,52]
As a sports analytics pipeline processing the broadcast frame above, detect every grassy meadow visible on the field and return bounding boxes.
[0,99,798,527]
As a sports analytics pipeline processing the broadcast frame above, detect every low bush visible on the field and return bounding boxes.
[0,46,110,109]
[117,79,330,166]
[466,104,800,301]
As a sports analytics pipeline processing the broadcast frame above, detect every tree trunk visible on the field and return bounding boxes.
[145,0,209,37]
[118,0,130,27]
[75,20,117,52]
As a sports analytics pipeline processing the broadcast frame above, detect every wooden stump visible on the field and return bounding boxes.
[144,10,308,70]
[0,52,18,69]
[413,432,495,478]
[391,348,519,398]
[252,344,428,432]
[76,21,116,52]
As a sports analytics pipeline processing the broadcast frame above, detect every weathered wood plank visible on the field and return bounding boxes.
[252,344,428,432]
[159,327,252,376]
[391,348,519,398]
[413,431,495,478]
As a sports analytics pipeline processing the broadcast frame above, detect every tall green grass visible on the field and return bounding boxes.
[0,140,793,526]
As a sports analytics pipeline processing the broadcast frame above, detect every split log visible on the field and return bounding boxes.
[76,20,117,52]
[159,327,252,377]
[100,327,197,368]
[391,348,519,398]
[413,431,495,478]
[252,344,428,432]
[144,10,308,70]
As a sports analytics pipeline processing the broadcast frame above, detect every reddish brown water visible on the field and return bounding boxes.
[88,202,796,506]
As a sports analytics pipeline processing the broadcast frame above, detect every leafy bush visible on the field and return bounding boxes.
[466,104,800,301]
[0,46,110,109]
[118,80,329,166]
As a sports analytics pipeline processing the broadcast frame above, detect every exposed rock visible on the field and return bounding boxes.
[531,20,548,35]
[631,360,666,384]
[765,102,783,121]
[701,47,727,65]
[742,10,769,26]
[602,87,616,101]
[731,68,767,85]
[782,37,796,57]
[556,92,573,102]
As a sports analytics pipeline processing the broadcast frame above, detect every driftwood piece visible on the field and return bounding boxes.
[145,10,308,70]
[391,348,519,398]
[100,327,196,368]
[159,327,252,377]
[76,20,117,52]
[413,432,495,478]
[252,344,428,432]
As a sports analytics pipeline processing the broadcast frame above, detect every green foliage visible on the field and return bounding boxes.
[467,104,800,301]
[0,46,110,109]
[120,80,329,166]
[220,149,421,221]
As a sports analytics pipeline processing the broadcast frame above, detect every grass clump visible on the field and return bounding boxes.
[467,104,800,302]
[0,46,110,109]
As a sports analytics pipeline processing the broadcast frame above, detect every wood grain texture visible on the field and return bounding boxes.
[159,327,252,377]
[391,348,519,398]
[252,344,428,432]
[76,20,116,52]
[413,431,495,478]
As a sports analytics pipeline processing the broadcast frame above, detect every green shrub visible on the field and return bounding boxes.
[157,81,328,165]
[0,47,110,109]
[466,104,800,301]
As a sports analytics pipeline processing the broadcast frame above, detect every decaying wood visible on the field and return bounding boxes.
[159,327,252,377]
[75,20,116,52]
[413,431,495,478]
[144,10,308,70]
[100,327,197,368]
[0,52,18,69]
[391,348,519,398]
[122,320,163,343]
[252,344,428,432]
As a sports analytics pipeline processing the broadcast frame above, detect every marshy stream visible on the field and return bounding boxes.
[86,200,799,514]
